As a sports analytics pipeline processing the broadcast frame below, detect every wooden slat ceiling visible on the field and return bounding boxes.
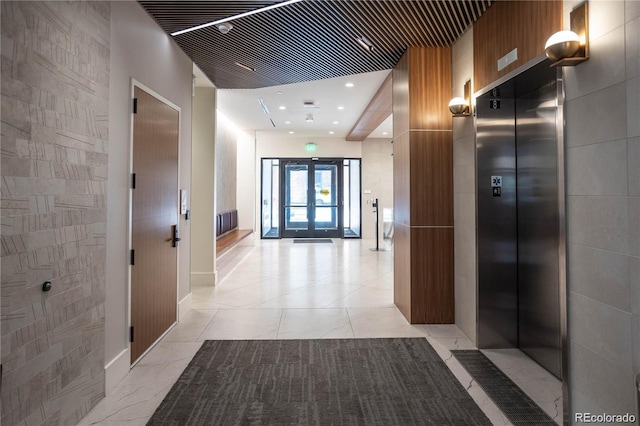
[138,0,493,89]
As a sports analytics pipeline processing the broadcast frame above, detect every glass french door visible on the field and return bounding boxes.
[280,159,342,238]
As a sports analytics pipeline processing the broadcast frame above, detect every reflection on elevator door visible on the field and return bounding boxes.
[515,80,561,379]
[476,59,563,379]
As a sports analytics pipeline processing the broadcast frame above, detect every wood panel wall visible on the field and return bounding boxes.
[411,228,454,323]
[473,0,563,91]
[410,131,453,226]
[393,53,410,137]
[409,48,453,131]
[393,46,454,324]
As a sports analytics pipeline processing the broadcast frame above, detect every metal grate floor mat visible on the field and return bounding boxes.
[451,350,558,425]
[293,239,333,244]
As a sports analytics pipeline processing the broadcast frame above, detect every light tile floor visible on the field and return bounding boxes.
[79,238,561,425]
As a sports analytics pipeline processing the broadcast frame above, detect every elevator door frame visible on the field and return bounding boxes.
[474,54,568,421]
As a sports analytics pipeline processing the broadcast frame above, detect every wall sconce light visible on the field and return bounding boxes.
[449,80,472,117]
[545,2,589,67]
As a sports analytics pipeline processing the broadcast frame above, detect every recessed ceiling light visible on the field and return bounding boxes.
[258,98,269,115]
[338,106,344,110]
[289,131,295,134]
[383,132,388,135]
[279,106,286,110]
[285,121,291,124]
[329,131,335,135]
[277,91,283,95]
[217,23,233,34]
[333,121,339,124]
[345,83,354,88]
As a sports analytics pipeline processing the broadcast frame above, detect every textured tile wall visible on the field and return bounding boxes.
[1,1,109,424]
[564,0,640,419]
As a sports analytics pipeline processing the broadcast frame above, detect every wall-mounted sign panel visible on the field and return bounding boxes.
[497,48,518,71]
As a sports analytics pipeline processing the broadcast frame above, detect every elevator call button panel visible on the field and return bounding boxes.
[491,176,502,197]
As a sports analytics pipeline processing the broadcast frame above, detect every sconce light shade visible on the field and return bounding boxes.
[545,2,589,67]
[544,31,580,62]
[544,30,580,61]
[448,97,469,115]
[449,80,472,117]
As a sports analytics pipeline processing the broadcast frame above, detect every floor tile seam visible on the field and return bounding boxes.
[215,245,258,285]
[274,309,285,338]
[163,321,216,342]
[345,308,355,338]
[312,273,363,285]
[195,300,252,309]
[280,307,354,312]
[194,309,221,341]
[209,281,264,296]
[317,308,355,339]
[244,285,317,308]
[321,290,357,309]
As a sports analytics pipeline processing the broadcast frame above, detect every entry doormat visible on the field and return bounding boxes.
[148,339,491,425]
[451,350,557,425]
[293,238,333,243]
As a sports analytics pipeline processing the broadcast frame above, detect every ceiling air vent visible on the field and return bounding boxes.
[303,100,318,108]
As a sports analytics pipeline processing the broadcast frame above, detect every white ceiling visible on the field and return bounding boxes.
[195,65,393,140]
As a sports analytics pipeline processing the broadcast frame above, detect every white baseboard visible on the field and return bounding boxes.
[191,272,216,286]
[178,293,192,320]
[104,348,130,393]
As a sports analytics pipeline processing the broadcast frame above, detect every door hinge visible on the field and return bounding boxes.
[129,326,134,343]
[133,98,138,114]
[130,249,135,266]
[131,173,136,189]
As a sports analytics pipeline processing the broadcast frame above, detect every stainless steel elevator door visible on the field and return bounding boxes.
[476,60,563,379]
[477,82,519,349]
[516,81,561,378]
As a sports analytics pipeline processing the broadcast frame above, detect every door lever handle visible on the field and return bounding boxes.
[172,225,181,248]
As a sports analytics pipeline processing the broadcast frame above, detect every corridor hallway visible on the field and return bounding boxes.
[79,238,561,425]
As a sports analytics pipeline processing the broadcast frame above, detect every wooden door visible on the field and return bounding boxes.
[131,86,179,363]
